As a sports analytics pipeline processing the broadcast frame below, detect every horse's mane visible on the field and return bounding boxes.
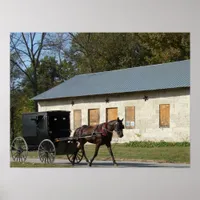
[82,120,117,130]
[87,120,116,130]
[108,119,117,123]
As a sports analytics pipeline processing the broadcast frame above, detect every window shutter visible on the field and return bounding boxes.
[159,104,170,127]
[88,109,100,126]
[106,107,118,122]
[125,106,135,129]
[74,110,81,129]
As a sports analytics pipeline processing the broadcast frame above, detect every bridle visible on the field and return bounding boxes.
[102,121,122,135]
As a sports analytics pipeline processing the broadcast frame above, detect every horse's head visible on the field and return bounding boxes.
[112,117,124,138]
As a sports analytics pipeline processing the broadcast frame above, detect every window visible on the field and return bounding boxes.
[74,110,82,129]
[159,104,170,128]
[37,115,46,130]
[88,109,100,126]
[106,107,118,122]
[125,106,135,129]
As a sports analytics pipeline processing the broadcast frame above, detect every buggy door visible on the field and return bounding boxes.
[48,113,70,140]
[36,114,48,142]
[22,113,48,149]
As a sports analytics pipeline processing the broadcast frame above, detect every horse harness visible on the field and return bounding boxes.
[77,123,113,138]
[92,122,113,136]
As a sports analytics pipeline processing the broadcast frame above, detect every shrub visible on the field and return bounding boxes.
[124,140,190,148]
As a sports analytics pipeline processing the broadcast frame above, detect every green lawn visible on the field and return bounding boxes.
[12,144,190,164]
[84,144,190,163]
[10,162,71,168]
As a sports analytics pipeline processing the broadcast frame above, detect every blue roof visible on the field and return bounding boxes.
[32,60,190,101]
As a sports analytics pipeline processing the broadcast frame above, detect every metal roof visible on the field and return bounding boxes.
[32,60,190,101]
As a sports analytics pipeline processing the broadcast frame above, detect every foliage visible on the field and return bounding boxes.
[69,33,148,74]
[69,32,190,74]
[136,33,190,64]
[124,141,190,148]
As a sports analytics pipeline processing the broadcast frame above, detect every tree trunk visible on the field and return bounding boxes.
[10,106,15,142]
[33,85,38,112]
[33,80,38,112]
[33,62,38,112]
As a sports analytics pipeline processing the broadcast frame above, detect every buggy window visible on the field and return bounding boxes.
[49,115,69,130]
[37,115,46,130]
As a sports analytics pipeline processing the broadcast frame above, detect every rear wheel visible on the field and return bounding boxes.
[10,137,28,162]
[67,149,83,164]
[38,139,56,164]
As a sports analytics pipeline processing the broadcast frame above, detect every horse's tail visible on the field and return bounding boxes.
[73,127,80,137]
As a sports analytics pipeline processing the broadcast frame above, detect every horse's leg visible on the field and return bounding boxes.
[80,140,89,163]
[89,143,101,167]
[106,142,117,166]
[71,146,80,166]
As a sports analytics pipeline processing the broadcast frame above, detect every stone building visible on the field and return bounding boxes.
[32,60,190,143]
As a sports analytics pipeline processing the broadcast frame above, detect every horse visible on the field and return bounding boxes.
[72,117,124,167]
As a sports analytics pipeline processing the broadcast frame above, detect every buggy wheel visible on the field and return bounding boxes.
[38,139,56,164]
[10,136,28,162]
[67,149,83,164]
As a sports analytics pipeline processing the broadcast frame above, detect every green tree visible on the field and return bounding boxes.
[69,33,146,73]
[10,54,34,139]
[68,32,190,74]
[21,56,76,95]
[137,33,190,64]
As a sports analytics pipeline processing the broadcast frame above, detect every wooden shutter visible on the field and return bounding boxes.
[74,110,82,129]
[159,104,170,127]
[88,109,100,126]
[106,107,118,122]
[125,106,135,129]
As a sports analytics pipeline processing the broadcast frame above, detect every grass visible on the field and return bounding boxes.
[10,162,71,168]
[84,144,190,164]
[11,143,190,165]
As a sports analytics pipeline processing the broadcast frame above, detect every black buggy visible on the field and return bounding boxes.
[10,111,83,164]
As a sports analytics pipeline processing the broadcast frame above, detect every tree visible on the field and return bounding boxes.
[10,53,34,139]
[136,33,190,64]
[10,33,47,111]
[21,56,76,97]
[68,33,190,74]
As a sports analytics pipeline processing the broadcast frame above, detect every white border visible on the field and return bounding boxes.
[0,0,199,200]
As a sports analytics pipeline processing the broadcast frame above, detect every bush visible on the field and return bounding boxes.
[124,141,190,148]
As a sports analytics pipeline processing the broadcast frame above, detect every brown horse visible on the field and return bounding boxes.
[72,117,124,167]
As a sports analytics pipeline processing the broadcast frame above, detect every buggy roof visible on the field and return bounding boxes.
[22,110,70,115]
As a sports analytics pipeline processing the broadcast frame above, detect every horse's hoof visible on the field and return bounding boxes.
[114,163,118,167]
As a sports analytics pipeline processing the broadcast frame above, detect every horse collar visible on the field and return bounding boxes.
[102,122,108,136]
